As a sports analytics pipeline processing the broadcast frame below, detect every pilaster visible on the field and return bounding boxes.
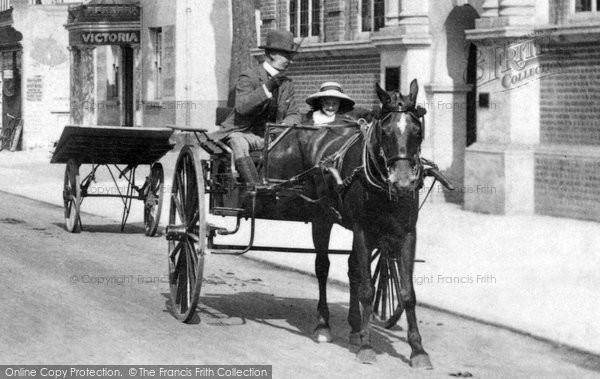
[80,46,96,126]
[373,0,431,47]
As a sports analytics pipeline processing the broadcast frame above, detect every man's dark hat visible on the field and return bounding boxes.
[259,29,298,54]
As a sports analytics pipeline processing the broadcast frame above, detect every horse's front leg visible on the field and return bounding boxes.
[312,219,334,342]
[348,223,376,363]
[401,229,433,369]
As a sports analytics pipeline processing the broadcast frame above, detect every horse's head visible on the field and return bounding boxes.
[370,79,425,197]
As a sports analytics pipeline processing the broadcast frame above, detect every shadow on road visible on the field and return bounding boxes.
[170,290,413,365]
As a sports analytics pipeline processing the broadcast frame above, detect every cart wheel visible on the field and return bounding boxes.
[167,146,206,322]
[144,163,164,237]
[371,248,403,328]
[63,159,81,233]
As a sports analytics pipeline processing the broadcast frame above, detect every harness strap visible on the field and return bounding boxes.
[362,120,388,191]
[320,131,362,171]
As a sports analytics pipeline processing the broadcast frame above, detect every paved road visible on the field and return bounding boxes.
[0,192,598,378]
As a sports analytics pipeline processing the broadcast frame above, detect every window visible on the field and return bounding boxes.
[289,0,320,38]
[575,0,599,11]
[151,27,162,100]
[385,67,400,92]
[362,0,385,32]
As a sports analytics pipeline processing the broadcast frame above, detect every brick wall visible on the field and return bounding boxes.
[277,0,288,30]
[540,42,600,145]
[536,40,600,222]
[535,152,600,221]
[260,0,277,42]
[286,54,381,112]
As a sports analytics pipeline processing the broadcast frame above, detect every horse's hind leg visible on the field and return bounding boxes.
[312,219,333,343]
[401,230,433,369]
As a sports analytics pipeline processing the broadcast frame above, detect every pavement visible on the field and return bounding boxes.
[1,147,599,357]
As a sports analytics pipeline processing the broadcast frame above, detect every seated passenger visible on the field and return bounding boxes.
[303,82,356,125]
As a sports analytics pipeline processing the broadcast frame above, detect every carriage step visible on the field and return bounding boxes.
[207,223,230,235]
[213,207,245,216]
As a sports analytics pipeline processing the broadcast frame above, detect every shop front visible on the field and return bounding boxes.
[65,0,140,127]
[0,7,23,135]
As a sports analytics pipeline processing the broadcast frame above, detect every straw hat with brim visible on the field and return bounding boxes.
[305,82,355,113]
[258,29,298,54]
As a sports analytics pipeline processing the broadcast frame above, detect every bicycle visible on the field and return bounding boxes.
[0,113,23,152]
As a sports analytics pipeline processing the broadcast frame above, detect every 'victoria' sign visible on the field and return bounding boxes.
[71,31,140,46]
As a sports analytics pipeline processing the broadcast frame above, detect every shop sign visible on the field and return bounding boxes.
[73,31,140,45]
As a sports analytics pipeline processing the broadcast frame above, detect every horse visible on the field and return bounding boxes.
[267,79,431,368]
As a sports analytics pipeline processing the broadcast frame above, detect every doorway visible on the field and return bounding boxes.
[2,49,22,132]
[122,45,134,126]
[465,42,477,147]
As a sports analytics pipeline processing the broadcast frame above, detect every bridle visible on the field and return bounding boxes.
[362,105,425,199]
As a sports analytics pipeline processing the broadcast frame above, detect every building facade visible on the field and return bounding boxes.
[64,0,231,136]
[464,0,600,222]
[256,0,483,206]
[3,0,599,222]
[254,0,600,222]
[138,0,231,132]
[0,0,79,149]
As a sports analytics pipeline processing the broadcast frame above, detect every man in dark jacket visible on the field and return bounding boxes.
[217,29,301,186]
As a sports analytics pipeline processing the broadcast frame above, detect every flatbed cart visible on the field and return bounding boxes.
[50,125,174,235]
[164,122,415,327]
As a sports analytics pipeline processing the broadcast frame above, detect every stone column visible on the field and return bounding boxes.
[481,0,499,17]
[464,35,540,215]
[425,84,472,204]
[69,46,83,125]
[499,0,535,26]
[476,0,499,28]
[398,0,429,35]
[133,45,142,127]
[376,0,430,44]
[384,0,400,28]
[79,46,97,126]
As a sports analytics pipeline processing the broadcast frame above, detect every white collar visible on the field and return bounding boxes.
[263,61,280,77]
[312,110,336,125]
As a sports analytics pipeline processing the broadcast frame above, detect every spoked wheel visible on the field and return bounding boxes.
[144,162,164,237]
[63,158,81,233]
[371,248,403,328]
[167,146,206,322]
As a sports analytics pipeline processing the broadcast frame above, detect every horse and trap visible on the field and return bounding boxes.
[164,80,453,368]
[51,80,453,368]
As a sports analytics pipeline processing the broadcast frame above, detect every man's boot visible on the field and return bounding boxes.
[235,157,261,213]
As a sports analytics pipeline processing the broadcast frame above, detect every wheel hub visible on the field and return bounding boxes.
[165,224,187,241]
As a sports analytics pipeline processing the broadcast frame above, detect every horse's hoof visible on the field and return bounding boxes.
[349,332,361,346]
[313,326,333,343]
[410,353,433,369]
[356,345,377,364]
